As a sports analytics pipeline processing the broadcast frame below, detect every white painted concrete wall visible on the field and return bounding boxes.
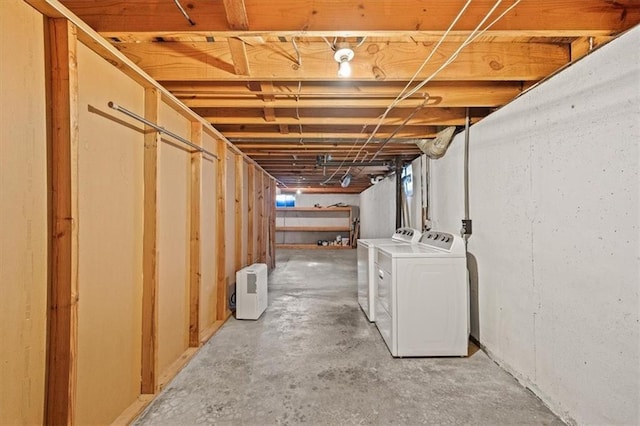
[431,27,640,426]
[359,175,396,238]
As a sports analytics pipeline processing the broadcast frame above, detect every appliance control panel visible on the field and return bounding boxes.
[419,231,456,251]
[391,227,422,243]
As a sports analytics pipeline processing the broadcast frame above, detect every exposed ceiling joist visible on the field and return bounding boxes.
[57,1,640,34]
[57,0,640,193]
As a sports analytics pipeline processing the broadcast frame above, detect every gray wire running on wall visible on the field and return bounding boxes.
[108,102,218,159]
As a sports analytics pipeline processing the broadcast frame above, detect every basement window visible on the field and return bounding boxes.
[402,165,413,197]
[275,194,296,207]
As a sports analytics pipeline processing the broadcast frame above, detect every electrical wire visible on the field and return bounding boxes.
[328,0,523,182]
[291,37,302,66]
[173,0,196,26]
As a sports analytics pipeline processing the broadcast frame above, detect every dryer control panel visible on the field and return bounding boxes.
[391,227,422,243]
[419,231,456,251]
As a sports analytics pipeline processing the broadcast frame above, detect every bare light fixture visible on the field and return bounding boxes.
[340,173,352,188]
[334,44,354,78]
[296,188,302,195]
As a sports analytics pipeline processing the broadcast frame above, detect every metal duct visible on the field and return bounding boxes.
[414,126,457,159]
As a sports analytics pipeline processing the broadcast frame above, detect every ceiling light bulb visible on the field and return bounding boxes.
[296,188,302,195]
[338,60,352,78]
[334,46,354,78]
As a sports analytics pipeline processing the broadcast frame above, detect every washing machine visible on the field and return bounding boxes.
[357,228,421,322]
[374,231,468,357]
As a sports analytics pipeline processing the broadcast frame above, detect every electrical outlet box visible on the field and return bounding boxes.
[462,219,472,236]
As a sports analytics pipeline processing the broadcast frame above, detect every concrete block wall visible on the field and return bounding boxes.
[430,26,639,425]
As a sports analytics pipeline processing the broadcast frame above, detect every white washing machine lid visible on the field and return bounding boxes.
[358,227,422,247]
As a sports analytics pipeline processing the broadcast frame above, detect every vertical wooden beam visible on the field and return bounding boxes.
[260,173,269,263]
[234,155,244,272]
[46,18,79,426]
[141,87,161,394]
[215,142,228,320]
[269,179,277,269]
[256,171,264,263]
[189,122,203,347]
[246,164,255,265]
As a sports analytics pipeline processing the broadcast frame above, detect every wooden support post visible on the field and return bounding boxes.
[216,142,228,320]
[141,87,161,394]
[269,179,277,269]
[260,172,268,263]
[246,164,255,265]
[45,18,79,426]
[189,122,203,347]
[256,171,264,263]
[234,154,244,271]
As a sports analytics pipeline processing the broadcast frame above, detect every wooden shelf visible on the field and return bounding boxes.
[276,206,353,248]
[276,226,350,232]
[276,244,352,249]
[276,207,351,212]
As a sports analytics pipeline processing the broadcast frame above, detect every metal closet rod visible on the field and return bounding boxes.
[107,101,218,159]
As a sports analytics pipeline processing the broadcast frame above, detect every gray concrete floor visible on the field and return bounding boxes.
[135,249,563,425]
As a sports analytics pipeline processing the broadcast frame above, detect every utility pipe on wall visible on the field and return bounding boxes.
[462,107,472,240]
[395,157,403,229]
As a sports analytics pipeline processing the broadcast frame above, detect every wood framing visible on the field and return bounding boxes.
[228,37,250,76]
[215,142,228,320]
[246,163,255,265]
[260,172,268,263]
[269,179,276,269]
[234,154,245,272]
[256,171,264,263]
[189,122,203,347]
[45,17,80,425]
[141,86,161,394]
[59,1,640,34]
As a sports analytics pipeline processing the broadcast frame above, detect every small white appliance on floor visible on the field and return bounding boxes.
[357,228,422,322]
[374,231,468,357]
[235,263,268,320]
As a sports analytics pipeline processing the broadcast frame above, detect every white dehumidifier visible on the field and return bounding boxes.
[235,263,268,320]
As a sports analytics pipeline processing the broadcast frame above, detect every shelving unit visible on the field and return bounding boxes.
[276,207,353,249]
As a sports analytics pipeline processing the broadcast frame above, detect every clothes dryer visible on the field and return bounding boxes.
[374,231,468,357]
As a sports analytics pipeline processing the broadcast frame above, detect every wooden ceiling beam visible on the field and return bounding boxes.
[220,130,433,139]
[58,1,640,34]
[162,80,531,97]
[115,41,568,81]
[195,107,490,126]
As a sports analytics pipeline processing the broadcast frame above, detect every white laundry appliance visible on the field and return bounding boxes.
[374,231,468,357]
[357,228,422,322]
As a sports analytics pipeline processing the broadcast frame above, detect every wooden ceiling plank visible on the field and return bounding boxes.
[58,1,640,34]
[115,41,568,81]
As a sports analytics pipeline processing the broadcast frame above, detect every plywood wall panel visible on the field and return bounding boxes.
[157,103,191,374]
[199,133,218,334]
[0,2,48,424]
[75,42,145,425]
